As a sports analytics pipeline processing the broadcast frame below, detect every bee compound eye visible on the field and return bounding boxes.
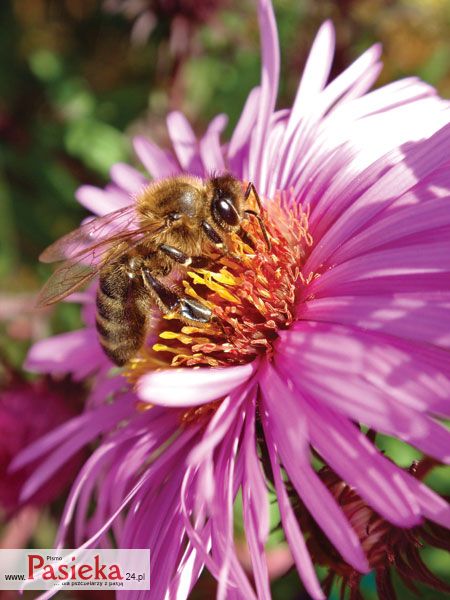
[212,197,240,228]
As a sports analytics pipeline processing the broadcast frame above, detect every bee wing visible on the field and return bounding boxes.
[36,260,101,308]
[36,236,140,307]
[40,204,146,264]
[37,206,168,307]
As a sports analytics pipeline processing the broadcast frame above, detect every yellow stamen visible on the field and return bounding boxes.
[187,270,241,303]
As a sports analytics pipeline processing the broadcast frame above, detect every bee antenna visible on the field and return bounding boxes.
[244,182,264,213]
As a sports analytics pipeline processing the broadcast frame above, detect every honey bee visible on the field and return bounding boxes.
[37,174,268,366]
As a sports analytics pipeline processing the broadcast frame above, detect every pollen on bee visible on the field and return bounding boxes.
[126,191,314,388]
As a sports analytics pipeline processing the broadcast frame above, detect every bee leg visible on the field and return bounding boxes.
[244,210,271,250]
[201,221,226,250]
[142,269,212,324]
[178,297,212,323]
[158,244,211,269]
[201,221,243,262]
[237,226,256,250]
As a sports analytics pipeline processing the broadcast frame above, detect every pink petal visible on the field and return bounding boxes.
[166,111,203,175]
[227,87,260,176]
[260,364,369,573]
[60,421,198,551]
[136,361,258,406]
[280,323,450,418]
[271,21,335,193]
[318,43,382,116]
[312,84,447,177]
[307,239,450,299]
[297,368,450,463]
[25,329,107,379]
[168,543,206,600]
[214,415,246,600]
[273,45,383,194]
[301,399,421,525]
[75,185,130,216]
[336,76,436,120]
[292,21,335,111]
[242,402,271,600]
[200,113,228,173]
[186,402,254,599]
[181,470,226,581]
[181,469,256,598]
[15,395,134,500]
[304,124,450,271]
[9,396,127,470]
[109,162,149,194]
[248,0,280,192]
[278,324,450,461]
[262,417,325,600]
[243,399,269,542]
[334,62,382,105]
[299,295,450,349]
[133,135,180,179]
[329,192,450,266]
[405,476,450,528]
[188,387,250,469]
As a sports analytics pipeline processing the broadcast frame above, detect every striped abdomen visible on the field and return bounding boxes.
[96,264,146,366]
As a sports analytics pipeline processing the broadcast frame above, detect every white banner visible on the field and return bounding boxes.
[0,549,150,590]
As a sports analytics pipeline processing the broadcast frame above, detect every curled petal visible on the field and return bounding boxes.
[137,362,258,406]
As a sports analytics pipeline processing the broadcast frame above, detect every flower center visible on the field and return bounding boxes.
[294,463,450,599]
[128,191,313,379]
[307,468,402,572]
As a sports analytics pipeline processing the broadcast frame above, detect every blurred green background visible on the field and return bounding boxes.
[0,0,449,598]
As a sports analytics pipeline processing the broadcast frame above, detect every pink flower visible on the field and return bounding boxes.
[19,0,450,598]
[300,460,450,598]
[0,373,82,513]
